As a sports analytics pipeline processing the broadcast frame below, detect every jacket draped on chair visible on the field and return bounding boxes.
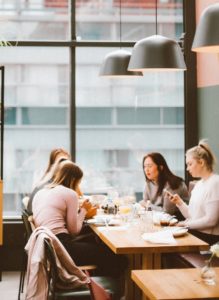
[25,226,89,300]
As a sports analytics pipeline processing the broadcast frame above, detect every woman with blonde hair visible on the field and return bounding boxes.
[170,140,219,244]
[33,160,127,277]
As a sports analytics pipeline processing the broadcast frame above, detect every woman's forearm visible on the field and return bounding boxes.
[176,201,189,218]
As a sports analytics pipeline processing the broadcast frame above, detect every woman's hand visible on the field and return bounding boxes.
[164,190,184,206]
[170,194,184,206]
[177,221,187,227]
[85,206,97,219]
[80,199,92,212]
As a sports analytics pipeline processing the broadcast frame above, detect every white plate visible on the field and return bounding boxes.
[86,216,122,226]
[86,219,105,225]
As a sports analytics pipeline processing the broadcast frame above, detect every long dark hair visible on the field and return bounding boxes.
[142,152,183,196]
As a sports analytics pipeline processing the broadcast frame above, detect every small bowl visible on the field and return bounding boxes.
[169,218,178,226]
[172,228,188,237]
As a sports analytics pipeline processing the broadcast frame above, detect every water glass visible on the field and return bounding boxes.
[201,261,216,285]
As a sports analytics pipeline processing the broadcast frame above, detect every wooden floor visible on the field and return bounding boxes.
[0,272,25,300]
[0,272,125,300]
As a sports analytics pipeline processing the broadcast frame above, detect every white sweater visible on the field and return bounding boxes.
[177,174,219,235]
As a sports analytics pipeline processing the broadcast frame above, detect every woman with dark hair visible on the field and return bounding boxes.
[140,152,188,215]
[32,160,127,278]
[26,148,71,214]
[42,148,71,182]
[170,141,219,244]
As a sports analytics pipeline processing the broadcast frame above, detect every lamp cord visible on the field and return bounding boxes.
[155,0,158,35]
[119,0,122,48]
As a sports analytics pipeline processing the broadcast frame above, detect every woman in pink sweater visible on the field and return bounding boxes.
[33,160,127,277]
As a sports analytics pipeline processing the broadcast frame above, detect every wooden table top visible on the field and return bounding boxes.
[132,268,219,300]
[90,225,209,255]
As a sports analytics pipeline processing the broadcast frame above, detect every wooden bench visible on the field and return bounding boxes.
[163,251,219,269]
[178,252,219,268]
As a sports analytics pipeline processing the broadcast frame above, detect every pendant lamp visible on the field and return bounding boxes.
[128,0,186,72]
[99,0,143,77]
[192,3,219,53]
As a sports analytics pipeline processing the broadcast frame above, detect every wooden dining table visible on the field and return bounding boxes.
[90,224,209,300]
[131,268,219,300]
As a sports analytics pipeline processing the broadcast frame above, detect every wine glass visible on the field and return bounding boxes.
[104,215,112,229]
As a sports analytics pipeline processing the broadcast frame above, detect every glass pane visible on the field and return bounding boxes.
[5,107,16,125]
[1,46,70,216]
[0,0,69,41]
[77,107,112,125]
[163,107,184,124]
[76,47,185,197]
[22,107,67,125]
[76,0,183,41]
[117,108,160,125]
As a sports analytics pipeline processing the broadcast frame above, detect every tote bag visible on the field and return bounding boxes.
[85,271,112,300]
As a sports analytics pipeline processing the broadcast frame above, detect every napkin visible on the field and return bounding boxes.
[141,230,177,244]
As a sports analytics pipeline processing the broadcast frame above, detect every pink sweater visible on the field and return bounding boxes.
[32,185,86,236]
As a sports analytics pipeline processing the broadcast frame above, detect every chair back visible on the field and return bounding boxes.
[44,238,59,296]
[22,209,34,240]
[188,180,198,197]
[44,238,118,300]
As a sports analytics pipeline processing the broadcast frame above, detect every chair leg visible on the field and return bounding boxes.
[18,251,27,300]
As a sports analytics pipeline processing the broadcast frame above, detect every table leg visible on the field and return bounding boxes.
[142,253,153,269]
[153,253,161,269]
[125,254,142,300]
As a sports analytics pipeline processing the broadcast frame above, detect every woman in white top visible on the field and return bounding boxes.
[170,140,219,245]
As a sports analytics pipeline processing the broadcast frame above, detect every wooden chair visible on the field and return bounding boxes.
[18,209,35,300]
[44,238,119,300]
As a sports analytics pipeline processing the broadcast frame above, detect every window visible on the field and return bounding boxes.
[22,107,67,125]
[0,0,185,216]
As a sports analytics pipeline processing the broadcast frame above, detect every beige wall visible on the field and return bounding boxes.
[196,0,219,168]
[196,0,219,87]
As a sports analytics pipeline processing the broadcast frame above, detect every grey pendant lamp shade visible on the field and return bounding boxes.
[128,34,186,71]
[99,0,143,77]
[99,49,143,77]
[192,3,219,53]
[128,0,186,72]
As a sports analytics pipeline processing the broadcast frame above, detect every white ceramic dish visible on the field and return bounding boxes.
[86,219,105,226]
[169,218,178,226]
[87,216,121,226]
[172,227,188,237]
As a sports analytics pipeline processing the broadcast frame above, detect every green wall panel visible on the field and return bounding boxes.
[198,85,219,172]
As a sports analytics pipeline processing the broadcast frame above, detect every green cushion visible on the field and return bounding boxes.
[52,276,119,299]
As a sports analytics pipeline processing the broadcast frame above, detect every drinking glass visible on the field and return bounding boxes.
[201,261,216,285]
[104,215,112,229]
[119,205,132,224]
